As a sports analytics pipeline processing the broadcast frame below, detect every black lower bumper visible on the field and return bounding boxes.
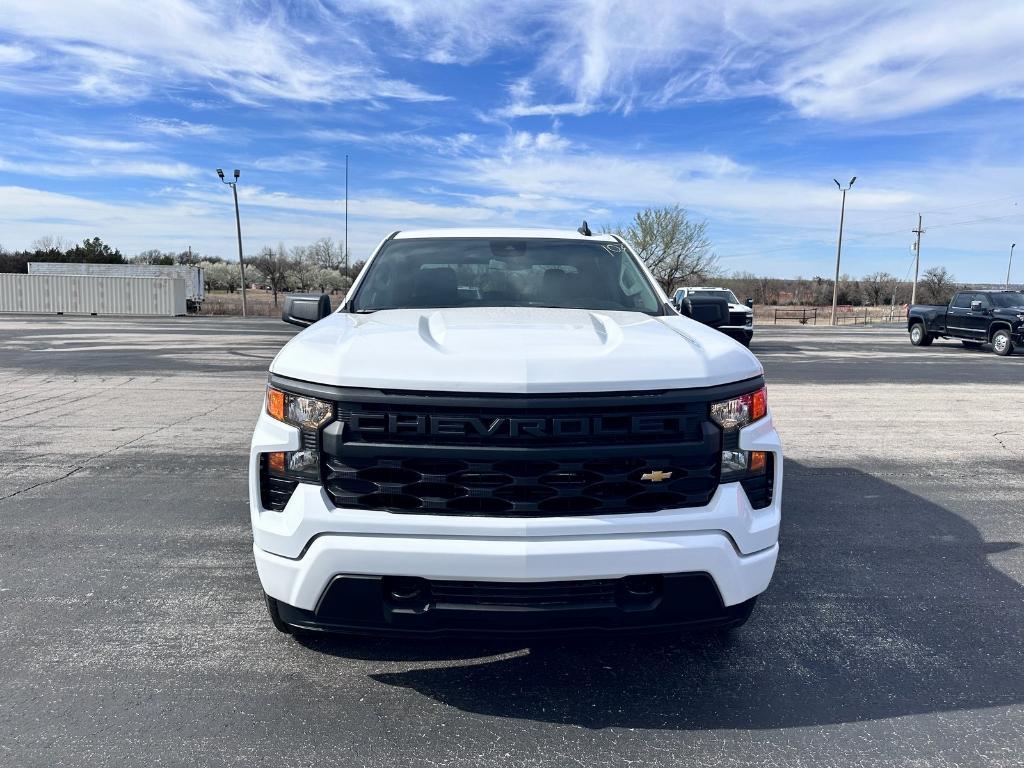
[276,573,757,638]
[721,328,754,344]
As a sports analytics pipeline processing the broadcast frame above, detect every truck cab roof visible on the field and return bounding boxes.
[393,227,619,242]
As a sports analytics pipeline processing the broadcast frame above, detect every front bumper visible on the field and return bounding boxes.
[720,325,753,341]
[249,407,782,634]
[272,573,761,637]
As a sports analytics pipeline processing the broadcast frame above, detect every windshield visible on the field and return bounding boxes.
[690,289,740,304]
[351,238,663,315]
[989,292,1024,308]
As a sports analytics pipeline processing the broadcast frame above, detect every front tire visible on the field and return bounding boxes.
[909,323,932,346]
[992,329,1014,356]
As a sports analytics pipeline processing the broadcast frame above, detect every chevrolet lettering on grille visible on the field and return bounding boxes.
[346,412,689,439]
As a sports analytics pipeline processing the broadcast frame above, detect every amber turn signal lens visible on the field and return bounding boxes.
[266,387,285,422]
[752,388,767,421]
[267,451,286,474]
[750,451,767,473]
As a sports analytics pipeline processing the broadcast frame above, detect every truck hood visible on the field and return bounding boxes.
[270,307,763,393]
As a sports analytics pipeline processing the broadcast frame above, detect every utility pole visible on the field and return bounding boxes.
[217,168,248,317]
[1006,243,1016,288]
[344,154,349,278]
[911,214,924,305]
[830,176,856,325]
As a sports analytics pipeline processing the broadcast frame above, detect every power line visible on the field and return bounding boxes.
[921,194,1020,217]
[926,211,1023,230]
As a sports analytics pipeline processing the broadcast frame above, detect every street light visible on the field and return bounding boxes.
[217,167,248,317]
[830,176,856,326]
[1007,243,1017,288]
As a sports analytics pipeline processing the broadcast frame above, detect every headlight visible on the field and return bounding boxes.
[266,386,333,428]
[710,387,767,430]
[712,387,769,484]
[260,387,332,512]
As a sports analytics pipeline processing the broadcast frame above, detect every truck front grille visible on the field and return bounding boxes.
[269,379,767,518]
[323,451,720,516]
[728,311,750,326]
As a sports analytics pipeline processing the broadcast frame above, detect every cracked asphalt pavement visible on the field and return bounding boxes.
[0,315,1022,767]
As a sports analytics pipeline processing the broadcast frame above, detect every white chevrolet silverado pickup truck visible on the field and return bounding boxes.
[250,228,783,637]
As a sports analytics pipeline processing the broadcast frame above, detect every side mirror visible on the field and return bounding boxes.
[681,296,729,328]
[745,298,754,308]
[970,300,983,312]
[282,294,331,327]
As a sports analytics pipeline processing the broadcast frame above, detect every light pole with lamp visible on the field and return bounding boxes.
[830,176,856,325]
[217,168,248,317]
[1007,243,1017,288]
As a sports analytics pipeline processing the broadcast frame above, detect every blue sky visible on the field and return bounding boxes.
[0,0,1022,281]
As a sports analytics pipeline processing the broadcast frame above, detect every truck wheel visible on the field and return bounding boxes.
[909,323,931,346]
[961,340,983,349]
[264,592,293,634]
[992,329,1014,356]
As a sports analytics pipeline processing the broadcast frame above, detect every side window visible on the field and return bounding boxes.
[952,292,973,309]
[975,294,991,308]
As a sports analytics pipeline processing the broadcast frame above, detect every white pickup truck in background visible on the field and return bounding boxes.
[673,286,755,346]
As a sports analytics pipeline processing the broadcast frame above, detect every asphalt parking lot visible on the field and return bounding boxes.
[1,315,1022,767]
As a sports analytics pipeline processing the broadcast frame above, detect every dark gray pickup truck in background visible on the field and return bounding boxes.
[908,289,1024,355]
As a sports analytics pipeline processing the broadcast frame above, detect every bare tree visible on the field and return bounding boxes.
[609,206,718,294]
[862,271,896,305]
[918,266,957,304]
[309,237,341,269]
[249,245,293,306]
[31,235,69,253]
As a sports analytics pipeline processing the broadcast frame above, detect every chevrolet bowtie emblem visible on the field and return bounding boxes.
[641,470,673,482]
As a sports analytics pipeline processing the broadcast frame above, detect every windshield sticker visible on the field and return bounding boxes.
[601,243,625,254]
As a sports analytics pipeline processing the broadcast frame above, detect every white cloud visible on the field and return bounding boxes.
[0,183,503,260]
[483,0,1024,122]
[0,43,34,64]
[53,136,150,152]
[310,128,477,154]
[776,3,1024,119]
[507,131,571,153]
[0,157,199,179]
[347,0,538,65]
[136,117,218,138]
[0,0,445,106]
[252,155,328,173]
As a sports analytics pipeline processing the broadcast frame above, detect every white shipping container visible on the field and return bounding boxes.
[28,262,205,304]
[0,274,187,316]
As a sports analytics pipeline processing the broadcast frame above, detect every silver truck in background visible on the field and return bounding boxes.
[28,262,205,312]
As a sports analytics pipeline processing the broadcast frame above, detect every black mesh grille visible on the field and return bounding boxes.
[740,454,774,509]
[728,311,749,326]
[431,578,619,608]
[324,450,720,516]
[259,455,298,512]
